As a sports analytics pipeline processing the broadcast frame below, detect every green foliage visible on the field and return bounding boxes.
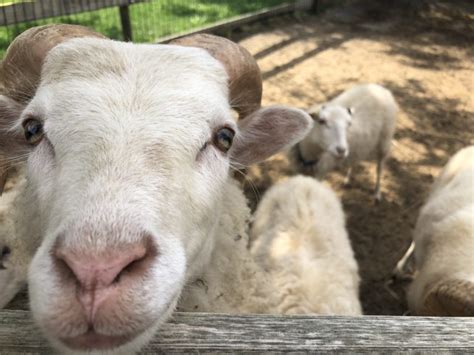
[0,0,289,56]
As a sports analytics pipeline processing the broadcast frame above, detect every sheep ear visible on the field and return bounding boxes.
[307,103,324,120]
[0,95,27,195]
[230,105,312,167]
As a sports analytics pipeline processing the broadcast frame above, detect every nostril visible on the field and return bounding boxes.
[112,245,156,284]
[53,250,80,285]
[336,147,346,155]
[112,255,145,284]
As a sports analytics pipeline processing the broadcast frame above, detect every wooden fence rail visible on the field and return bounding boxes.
[0,1,311,43]
[0,0,147,41]
[1,310,473,353]
[0,0,146,26]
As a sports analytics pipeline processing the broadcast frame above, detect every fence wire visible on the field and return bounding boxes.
[0,0,291,56]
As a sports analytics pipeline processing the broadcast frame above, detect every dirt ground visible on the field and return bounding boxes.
[231,3,474,315]
[4,2,473,317]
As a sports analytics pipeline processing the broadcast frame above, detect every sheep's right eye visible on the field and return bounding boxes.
[22,118,44,145]
[318,118,327,125]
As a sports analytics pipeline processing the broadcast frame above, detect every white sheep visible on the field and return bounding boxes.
[249,176,362,315]
[0,172,24,309]
[0,168,41,309]
[290,83,398,201]
[406,146,474,316]
[178,176,362,316]
[0,24,326,354]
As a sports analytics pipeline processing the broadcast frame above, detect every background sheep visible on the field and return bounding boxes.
[250,176,362,315]
[0,173,23,309]
[0,168,41,309]
[290,83,398,201]
[407,146,474,316]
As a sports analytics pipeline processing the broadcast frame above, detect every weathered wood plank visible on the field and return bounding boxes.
[0,310,473,353]
[0,0,147,26]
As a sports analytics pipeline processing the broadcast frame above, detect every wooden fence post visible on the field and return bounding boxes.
[311,0,320,14]
[119,4,133,41]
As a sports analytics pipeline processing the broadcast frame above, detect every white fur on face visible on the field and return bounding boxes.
[23,38,236,353]
[310,106,351,158]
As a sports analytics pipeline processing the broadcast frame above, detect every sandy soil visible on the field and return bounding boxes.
[233,4,474,315]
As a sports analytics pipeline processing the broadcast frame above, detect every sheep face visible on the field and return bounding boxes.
[0,36,311,353]
[309,105,352,159]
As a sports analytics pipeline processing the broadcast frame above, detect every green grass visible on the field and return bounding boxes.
[0,0,290,56]
[0,0,29,6]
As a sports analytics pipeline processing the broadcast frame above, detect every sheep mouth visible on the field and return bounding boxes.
[60,330,138,351]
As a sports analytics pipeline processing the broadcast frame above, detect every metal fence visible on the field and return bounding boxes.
[0,0,293,55]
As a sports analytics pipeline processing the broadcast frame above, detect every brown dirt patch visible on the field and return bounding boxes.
[234,5,473,315]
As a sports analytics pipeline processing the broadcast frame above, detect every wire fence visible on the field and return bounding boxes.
[0,0,292,55]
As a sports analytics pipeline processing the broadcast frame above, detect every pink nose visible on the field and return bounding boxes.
[53,237,156,321]
[335,146,348,158]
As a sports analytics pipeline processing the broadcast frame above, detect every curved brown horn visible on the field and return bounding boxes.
[0,24,105,104]
[171,34,262,119]
[0,25,105,194]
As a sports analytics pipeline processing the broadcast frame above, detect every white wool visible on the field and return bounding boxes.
[250,176,362,315]
[178,178,276,314]
[407,146,474,315]
[0,168,41,308]
[291,83,398,200]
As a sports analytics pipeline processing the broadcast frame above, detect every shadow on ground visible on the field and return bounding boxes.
[237,1,473,315]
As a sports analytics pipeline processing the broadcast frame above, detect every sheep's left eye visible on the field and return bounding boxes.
[214,127,235,152]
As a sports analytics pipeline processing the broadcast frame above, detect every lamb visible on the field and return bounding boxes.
[249,176,362,315]
[0,24,338,354]
[405,146,474,316]
[290,84,398,201]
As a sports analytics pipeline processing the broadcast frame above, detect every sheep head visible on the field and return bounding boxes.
[307,104,352,159]
[0,24,311,353]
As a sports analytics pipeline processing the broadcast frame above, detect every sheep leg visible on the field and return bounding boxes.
[343,167,352,187]
[393,241,415,280]
[0,169,7,196]
[314,153,333,180]
[374,157,384,202]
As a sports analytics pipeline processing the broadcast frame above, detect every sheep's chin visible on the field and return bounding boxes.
[47,295,178,355]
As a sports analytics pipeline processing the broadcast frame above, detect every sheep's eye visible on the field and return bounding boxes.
[318,118,327,125]
[23,118,44,145]
[214,127,235,152]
